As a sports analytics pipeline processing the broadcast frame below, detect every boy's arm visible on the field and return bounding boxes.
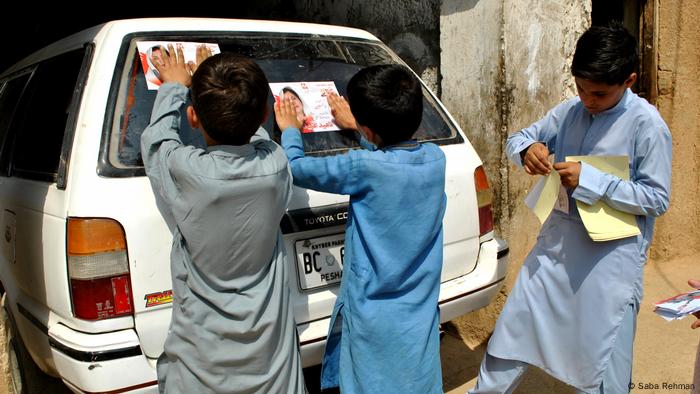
[506,102,571,170]
[140,82,190,203]
[281,128,361,195]
[141,44,213,203]
[572,124,672,217]
[275,97,362,195]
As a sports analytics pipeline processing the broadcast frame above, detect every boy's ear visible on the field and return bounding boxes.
[186,105,201,129]
[358,124,382,146]
[623,72,638,88]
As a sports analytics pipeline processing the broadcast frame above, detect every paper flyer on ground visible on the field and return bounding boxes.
[270,81,340,133]
[136,41,221,90]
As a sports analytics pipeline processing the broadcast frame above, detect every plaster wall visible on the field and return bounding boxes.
[501,0,590,283]
[439,0,590,345]
[292,0,442,93]
[653,0,700,261]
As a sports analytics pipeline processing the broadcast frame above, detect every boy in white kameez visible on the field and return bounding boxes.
[470,23,672,394]
[141,44,306,394]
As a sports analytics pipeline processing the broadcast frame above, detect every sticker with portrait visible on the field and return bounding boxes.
[270,81,341,133]
[136,41,221,90]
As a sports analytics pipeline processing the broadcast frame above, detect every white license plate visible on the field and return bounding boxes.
[295,233,345,290]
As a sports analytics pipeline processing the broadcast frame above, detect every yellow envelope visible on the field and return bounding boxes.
[566,155,641,241]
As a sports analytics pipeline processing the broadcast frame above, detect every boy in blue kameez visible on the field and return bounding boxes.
[470,23,672,394]
[275,64,446,394]
[141,45,306,393]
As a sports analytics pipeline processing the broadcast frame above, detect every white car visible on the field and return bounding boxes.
[0,18,508,393]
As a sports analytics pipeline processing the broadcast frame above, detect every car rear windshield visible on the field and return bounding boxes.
[102,33,462,176]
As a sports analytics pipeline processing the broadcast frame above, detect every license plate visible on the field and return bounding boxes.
[295,233,345,290]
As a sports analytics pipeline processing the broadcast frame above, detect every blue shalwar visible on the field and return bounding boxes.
[473,89,672,393]
[281,129,447,394]
[141,83,306,394]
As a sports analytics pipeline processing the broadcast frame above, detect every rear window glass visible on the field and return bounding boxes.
[4,49,85,181]
[106,34,461,172]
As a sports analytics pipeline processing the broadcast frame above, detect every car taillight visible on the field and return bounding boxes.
[67,218,133,320]
[474,166,494,237]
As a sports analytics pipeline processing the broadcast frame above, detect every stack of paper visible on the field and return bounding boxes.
[523,155,641,242]
[654,290,700,321]
[565,155,641,241]
[524,170,561,224]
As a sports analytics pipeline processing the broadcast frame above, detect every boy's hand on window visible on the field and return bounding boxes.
[554,161,581,189]
[522,142,552,175]
[327,93,356,130]
[275,97,305,131]
[153,44,193,87]
[187,44,214,76]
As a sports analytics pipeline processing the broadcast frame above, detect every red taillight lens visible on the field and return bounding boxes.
[474,166,494,236]
[67,218,133,320]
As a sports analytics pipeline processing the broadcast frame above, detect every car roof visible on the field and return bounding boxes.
[1,18,381,77]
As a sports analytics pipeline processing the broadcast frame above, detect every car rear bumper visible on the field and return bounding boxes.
[42,236,509,383]
[439,236,508,322]
[298,236,509,367]
[48,323,158,393]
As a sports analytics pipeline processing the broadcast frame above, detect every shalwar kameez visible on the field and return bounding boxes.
[281,129,446,394]
[142,83,306,394]
[473,89,672,394]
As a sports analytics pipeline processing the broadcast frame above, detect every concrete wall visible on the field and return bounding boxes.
[292,0,442,93]
[439,0,590,345]
[652,0,700,261]
[439,0,506,344]
[440,0,504,228]
[502,2,590,281]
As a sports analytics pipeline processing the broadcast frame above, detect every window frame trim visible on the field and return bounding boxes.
[0,69,34,178]
[97,31,463,178]
[56,43,94,190]
[1,47,91,184]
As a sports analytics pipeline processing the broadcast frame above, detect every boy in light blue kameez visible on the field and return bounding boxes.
[275,65,446,394]
[141,45,306,394]
[469,24,672,394]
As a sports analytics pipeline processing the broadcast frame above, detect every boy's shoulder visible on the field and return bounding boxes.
[625,92,671,133]
[248,128,288,161]
[355,141,445,167]
[195,138,288,181]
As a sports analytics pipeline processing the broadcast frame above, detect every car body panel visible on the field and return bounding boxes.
[0,18,508,392]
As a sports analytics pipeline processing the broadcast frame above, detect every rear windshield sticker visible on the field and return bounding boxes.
[270,81,340,133]
[136,41,221,90]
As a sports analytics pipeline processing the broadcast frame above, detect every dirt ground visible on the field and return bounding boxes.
[1,255,697,393]
[441,254,699,393]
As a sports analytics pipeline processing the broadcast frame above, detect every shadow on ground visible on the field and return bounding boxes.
[440,321,574,394]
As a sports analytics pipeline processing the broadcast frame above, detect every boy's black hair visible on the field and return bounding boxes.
[347,64,423,146]
[190,53,269,145]
[571,22,639,85]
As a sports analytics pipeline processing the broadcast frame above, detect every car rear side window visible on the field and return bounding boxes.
[2,48,86,182]
[0,73,31,176]
[103,34,462,175]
